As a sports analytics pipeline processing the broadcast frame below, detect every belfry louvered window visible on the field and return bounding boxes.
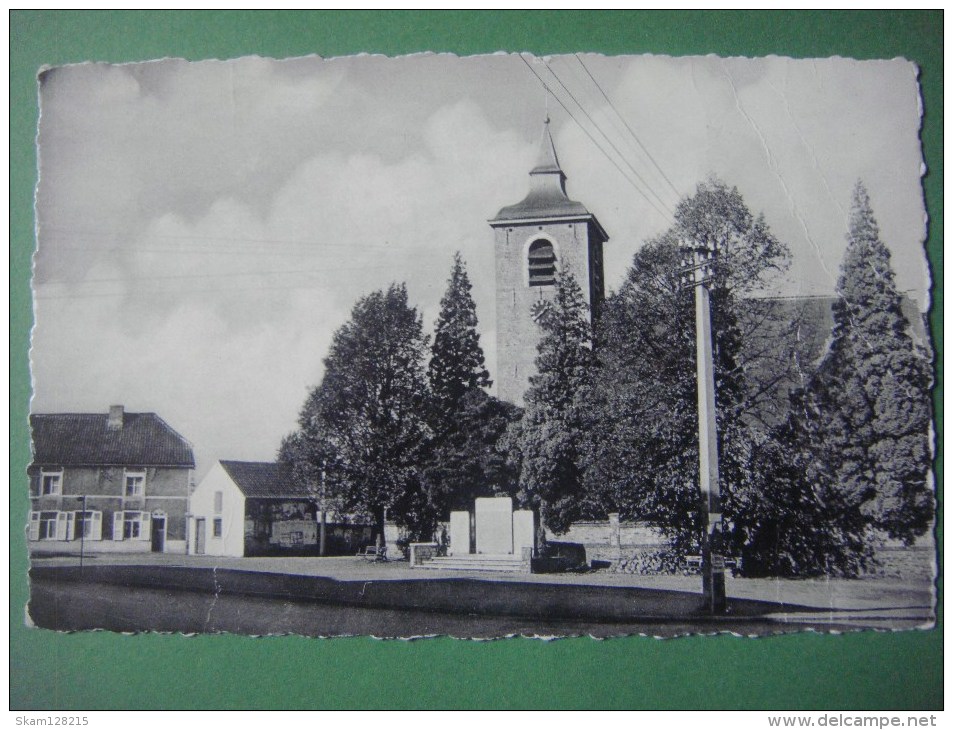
[528,239,556,286]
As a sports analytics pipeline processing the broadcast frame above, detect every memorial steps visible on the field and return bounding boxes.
[415,553,530,573]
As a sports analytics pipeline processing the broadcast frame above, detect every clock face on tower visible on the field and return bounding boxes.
[530,299,554,324]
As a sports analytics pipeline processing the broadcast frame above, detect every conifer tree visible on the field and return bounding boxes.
[428,252,490,411]
[805,182,933,544]
[507,270,593,537]
[421,253,517,518]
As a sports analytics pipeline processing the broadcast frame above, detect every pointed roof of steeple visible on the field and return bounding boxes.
[530,115,563,176]
[490,118,606,241]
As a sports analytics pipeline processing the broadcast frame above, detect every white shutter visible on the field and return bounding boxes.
[91,512,103,541]
[113,511,124,541]
[140,512,152,541]
[55,512,68,541]
[28,512,40,541]
[66,513,75,541]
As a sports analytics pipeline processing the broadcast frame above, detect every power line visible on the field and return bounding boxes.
[541,58,676,216]
[38,227,409,253]
[518,54,673,224]
[38,259,447,288]
[574,53,683,201]
[33,280,357,301]
[39,243,426,257]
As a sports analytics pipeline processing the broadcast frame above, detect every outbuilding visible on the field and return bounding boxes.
[190,460,371,557]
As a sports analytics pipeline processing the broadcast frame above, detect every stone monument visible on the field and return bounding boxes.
[475,497,514,554]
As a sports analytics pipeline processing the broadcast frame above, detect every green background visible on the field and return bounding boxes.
[10,10,943,710]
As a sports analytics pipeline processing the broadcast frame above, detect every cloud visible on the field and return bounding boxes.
[31,53,929,478]
[33,83,533,476]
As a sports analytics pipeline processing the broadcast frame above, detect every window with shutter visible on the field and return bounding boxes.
[124,470,146,497]
[123,511,140,539]
[55,512,69,541]
[73,511,101,540]
[38,512,59,540]
[528,239,556,287]
[40,469,63,496]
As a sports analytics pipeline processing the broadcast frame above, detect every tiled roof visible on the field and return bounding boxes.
[219,460,313,499]
[30,412,195,468]
[491,188,594,223]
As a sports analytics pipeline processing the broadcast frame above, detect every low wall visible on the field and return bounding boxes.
[409,542,438,567]
[546,521,667,563]
[30,540,187,555]
[28,564,799,625]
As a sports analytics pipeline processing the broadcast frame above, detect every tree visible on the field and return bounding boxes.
[802,182,934,544]
[731,411,873,577]
[580,178,837,570]
[283,284,431,539]
[506,270,593,537]
[417,254,518,520]
[428,252,491,411]
[422,388,521,513]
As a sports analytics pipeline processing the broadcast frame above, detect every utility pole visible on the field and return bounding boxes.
[77,495,87,571]
[682,239,727,614]
[319,462,327,557]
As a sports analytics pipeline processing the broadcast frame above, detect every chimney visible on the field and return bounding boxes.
[107,405,124,431]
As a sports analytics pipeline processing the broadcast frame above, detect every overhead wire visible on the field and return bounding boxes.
[518,54,673,224]
[540,57,676,216]
[574,53,683,201]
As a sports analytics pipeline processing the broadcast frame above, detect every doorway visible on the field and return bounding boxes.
[195,518,206,555]
[151,515,166,552]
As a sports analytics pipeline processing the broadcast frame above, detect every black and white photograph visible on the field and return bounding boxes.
[27,51,936,638]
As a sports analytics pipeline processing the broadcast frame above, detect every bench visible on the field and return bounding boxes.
[684,555,739,573]
[358,544,387,562]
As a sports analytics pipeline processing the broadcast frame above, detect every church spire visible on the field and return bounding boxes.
[531,116,562,175]
[529,116,567,193]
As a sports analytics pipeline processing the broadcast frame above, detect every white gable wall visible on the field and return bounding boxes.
[190,462,245,557]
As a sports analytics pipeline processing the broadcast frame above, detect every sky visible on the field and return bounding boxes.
[31,52,929,479]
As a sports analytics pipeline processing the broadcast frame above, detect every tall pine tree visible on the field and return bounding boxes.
[804,182,934,544]
[428,252,490,411]
[421,253,517,517]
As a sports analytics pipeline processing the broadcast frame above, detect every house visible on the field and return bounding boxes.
[28,405,195,554]
[190,460,372,557]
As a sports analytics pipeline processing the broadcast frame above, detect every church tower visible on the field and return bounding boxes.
[489,119,609,404]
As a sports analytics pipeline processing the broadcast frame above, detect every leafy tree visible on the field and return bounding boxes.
[732,413,873,577]
[283,284,431,539]
[802,182,934,544]
[506,270,593,537]
[581,178,835,570]
[428,252,491,411]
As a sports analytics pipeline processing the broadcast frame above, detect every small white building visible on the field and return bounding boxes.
[190,460,370,557]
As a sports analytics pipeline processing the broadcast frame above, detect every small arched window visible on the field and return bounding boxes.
[528,239,556,287]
